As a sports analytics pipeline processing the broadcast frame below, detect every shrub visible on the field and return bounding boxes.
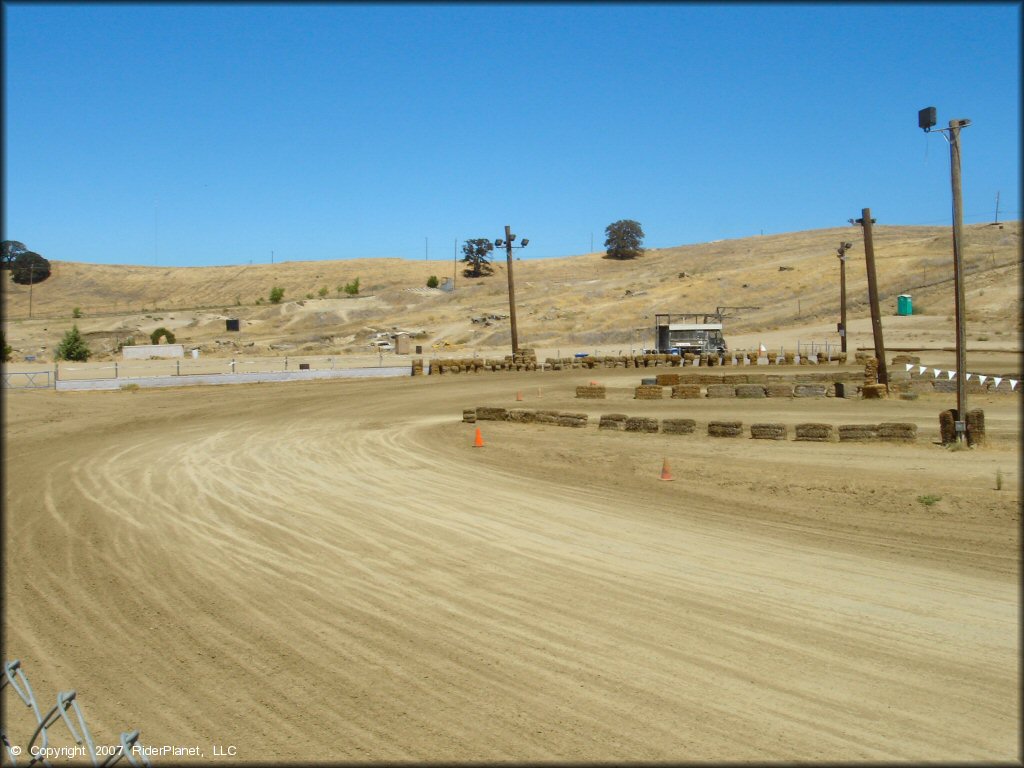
[917,494,942,506]
[2,330,11,362]
[150,327,176,345]
[305,292,314,299]
[72,307,82,318]
[269,286,285,304]
[426,275,439,288]
[318,286,329,298]
[56,325,91,361]
[344,278,360,296]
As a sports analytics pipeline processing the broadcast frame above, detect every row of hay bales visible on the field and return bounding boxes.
[626,382,832,399]
[464,407,587,427]
[464,407,921,443]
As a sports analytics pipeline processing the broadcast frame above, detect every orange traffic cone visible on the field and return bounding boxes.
[473,428,484,448]
[516,391,523,401]
[659,458,674,481]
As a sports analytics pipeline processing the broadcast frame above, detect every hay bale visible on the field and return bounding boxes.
[661,418,696,434]
[462,408,477,423]
[705,384,736,398]
[698,374,725,384]
[534,410,561,425]
[838,424,879,442]
[655,373,680,386]
[794,384,827,398]
[557,412,588,428]
[708,420,742,437]
[966,409,985,447]
[599,413,628,431]
[878,422,917,442]
[735,384,767,398]
[750,423,788,440]
[507,408,537,423]
[671,384,702,399]
[575,385,607,399]
[766,383,794,398]
[476,406,509,421]
[861,384,888,399]
[634,385,664,399]
[931,379,955,393]
[898,392,919,401]
[795,423,834,441]
[624,417,660,433]
[939,409,958,445]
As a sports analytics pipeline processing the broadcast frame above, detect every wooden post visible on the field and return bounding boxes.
[949,120,968,440]
[504,224,519,354]
[859,208,888,385]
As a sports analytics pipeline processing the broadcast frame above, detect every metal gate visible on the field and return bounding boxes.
[2,371,53,389]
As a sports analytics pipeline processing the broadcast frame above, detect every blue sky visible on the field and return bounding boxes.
[3,2,1020,266]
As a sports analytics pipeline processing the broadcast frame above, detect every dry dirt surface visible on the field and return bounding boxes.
[3,366,1019,763]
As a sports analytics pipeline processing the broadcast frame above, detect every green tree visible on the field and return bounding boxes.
[344,277,360,296]
[426,275,439,288]
[56,325,91,362]
[462,238,494,277]
[269,286,285,304]
[604,219,645,260]
[2,330,12,362]
[150,327,176,344]
[10,251,51,284]
[2,240,27,269]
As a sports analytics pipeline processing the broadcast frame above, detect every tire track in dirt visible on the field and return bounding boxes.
[4,385,1018,762]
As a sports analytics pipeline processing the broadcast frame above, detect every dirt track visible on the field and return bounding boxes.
[3,368,1019,762]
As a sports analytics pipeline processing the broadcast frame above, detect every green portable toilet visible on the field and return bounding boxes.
[897,294,913,316]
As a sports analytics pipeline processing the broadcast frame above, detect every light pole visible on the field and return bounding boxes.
[495,225,529,354]
[920,106,971,441]
[836,241,853,353]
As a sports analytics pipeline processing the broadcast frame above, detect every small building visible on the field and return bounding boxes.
[392,332,411,355]
[653,312,727,355]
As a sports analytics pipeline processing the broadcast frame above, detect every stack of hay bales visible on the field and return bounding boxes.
[966,409,985,446]
[706,384,736,398]
[838,424,879,442]
[625,416,660,433]
[766,383,794,397]
[575,384,606,399]
[735,384,767,398]
[795,423,834,442]
[794,383,828,398]
[750,423,788,440]
[634,384,664,399]
[462,408,477,423]
[862,384,888,399]
[506,408,537,423]
[661,418,696,434]
[557,412,588,428]
[598,414,628,431]
[708,420,743,437]
[671,384,702,398]
[877,422,917,442]
[656,373,680,386]
[939,409,958,445]
[509,348,538,371]
[475,407,509,421]
[411,358,425,376]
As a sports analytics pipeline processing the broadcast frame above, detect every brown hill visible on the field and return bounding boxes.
[3,222,1020,362]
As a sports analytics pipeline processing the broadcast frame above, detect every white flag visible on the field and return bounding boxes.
[978,375,987,385]
[905,363,913,371]
[1011,380,1019,391]
[933,368,941,377]
[948,370,956,379]
[759,343,767,353]
[919,365,927,375]
[965,373,973,381]
[993,377,1002,388]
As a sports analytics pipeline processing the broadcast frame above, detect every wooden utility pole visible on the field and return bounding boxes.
[504,224,519,354]
[949,119,969,437]
[855,209,887,385]
[837,241,852,353]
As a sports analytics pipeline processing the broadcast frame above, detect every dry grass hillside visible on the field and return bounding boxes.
[3,222,1020,362]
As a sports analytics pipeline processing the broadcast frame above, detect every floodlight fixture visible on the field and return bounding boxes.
[918,106,937,132]
[520,238,529,247]
[495,239,504,247]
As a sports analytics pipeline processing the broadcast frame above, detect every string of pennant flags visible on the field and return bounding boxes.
[905,363,1018,391]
